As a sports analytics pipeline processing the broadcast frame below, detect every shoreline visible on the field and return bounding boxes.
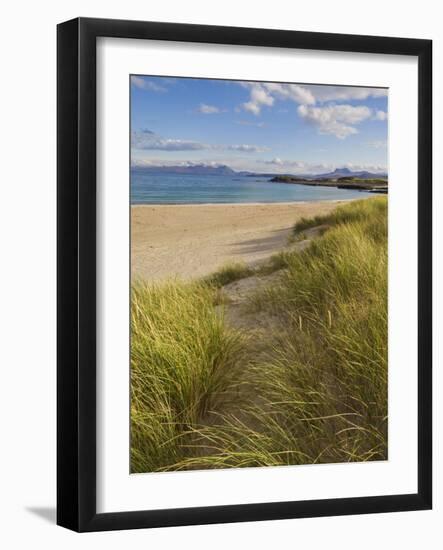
[131,201,345,282]
[131,198,358,208]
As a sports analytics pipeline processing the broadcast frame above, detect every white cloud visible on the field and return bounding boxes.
[132,159,242,169]
[243,103,260,115]
[297,104,372,138]
[238,82,388,123]
[261,158,332,173]
[134,137,205,151]
[131,130,205,151]
[263,83,316,105]
[131,76,167,93]
[242,84,274,115]
[373,110,388,121]
[239,82,316,114]
[131,158,155,167]
[344,163,387,173]
[226,144,269,152]
[305,85,387,103]
[131,130,268,153]
[197,103,221,114]
[263,157,284,166]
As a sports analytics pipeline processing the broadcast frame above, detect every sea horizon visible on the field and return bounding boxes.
[130,171,374,205]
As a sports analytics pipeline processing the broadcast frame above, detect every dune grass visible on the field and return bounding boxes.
[203,261,254,287]
[293,196,386,233]
[131,197,388,471]
[130,281,247,472]
[210,198,387,466]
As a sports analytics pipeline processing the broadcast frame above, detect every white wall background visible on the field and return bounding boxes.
[0,0,440,547]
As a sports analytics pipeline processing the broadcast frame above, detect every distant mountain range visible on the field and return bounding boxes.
[132,164,387,179]
[311,167,388,180]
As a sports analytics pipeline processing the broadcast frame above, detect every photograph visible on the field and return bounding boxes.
[130,75,389,474]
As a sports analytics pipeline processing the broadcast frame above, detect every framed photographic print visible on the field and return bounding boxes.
[57,17,432,531]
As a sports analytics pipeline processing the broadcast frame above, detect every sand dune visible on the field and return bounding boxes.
[131,201,344,282]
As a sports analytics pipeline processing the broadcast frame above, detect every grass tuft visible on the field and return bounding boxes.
[203,262,254,287]
[294,197,387,234]
[130,280,247,472]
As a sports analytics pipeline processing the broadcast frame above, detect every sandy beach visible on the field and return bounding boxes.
[131,201,345,282]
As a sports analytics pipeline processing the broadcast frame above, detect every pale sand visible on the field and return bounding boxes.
[131,201,344,282]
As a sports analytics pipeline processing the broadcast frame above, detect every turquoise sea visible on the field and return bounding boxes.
[130,171,374,204]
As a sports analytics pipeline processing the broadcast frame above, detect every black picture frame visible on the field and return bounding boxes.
[57,17,432,532]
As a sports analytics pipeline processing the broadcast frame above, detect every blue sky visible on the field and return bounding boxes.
[131,75,388,174]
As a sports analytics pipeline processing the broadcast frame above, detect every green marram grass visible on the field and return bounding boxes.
[131,197,388,472]
[203,261,254,287]
[131,281,247,472]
